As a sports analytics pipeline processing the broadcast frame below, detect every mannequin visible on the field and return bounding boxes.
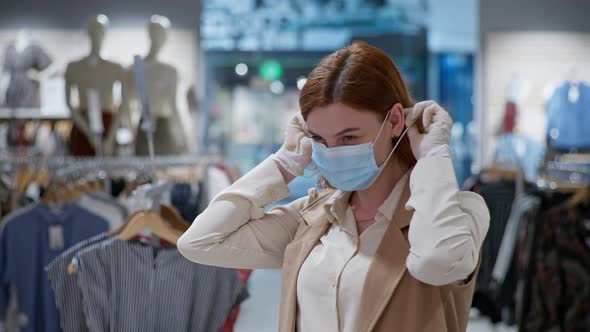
[123,15,188,155]
[65,15,124,156]
[2,29,53,108]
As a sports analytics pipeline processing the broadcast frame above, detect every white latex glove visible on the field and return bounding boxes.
[405,101,453,160]
[271,113,312,177]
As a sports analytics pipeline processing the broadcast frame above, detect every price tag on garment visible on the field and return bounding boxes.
[48,224,64,251]
[87,89,104,135]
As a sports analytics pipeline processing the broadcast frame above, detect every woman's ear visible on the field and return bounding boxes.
[388,103,405,137]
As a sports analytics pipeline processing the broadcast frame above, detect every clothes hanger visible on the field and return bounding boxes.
[35,169,52,188]
[64,182,82,203]
[480,166,518,183]
[16,168,35,194]
[111,207,188,236]
[118,210,183,244]
[66,207,187,274]
[41,177,58,205]
[74,177,93,196]
[66,210,143,275]
[566,187,590,208]
[160,205,190,232]
[54,180,72,205]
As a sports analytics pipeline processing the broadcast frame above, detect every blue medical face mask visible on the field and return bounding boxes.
[311,112,409,192]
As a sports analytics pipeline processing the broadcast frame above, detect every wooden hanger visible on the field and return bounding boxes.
[567,187,590,208]
[75,178,93,196]
[16,168,34,193]
[480,166,518,182]
[88,176,102,193]
[35,170,52,188]
[63,182,81,203]
[41,180,60,205]
[118,210,183,244]
[160,205,190,232]
[46,180,70,205]
[67,210,145,274]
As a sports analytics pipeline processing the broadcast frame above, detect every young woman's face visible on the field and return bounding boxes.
[305,102,406,166]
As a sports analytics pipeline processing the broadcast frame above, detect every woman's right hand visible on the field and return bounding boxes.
[272,113,312,178]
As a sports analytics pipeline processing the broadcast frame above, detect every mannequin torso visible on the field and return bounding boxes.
[126,60,177,118]
[65,15,123,156]
[65,57,124,111]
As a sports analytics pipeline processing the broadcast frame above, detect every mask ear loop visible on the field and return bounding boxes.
[375,108,409,168]
[374,110,392,144]
[379,125,410,168]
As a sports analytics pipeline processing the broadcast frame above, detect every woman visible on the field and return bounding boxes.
[178,42,490,332]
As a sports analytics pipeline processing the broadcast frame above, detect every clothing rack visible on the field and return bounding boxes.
[1,155,222,170]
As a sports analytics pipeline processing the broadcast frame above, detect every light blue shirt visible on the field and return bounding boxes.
[546,81,590,150]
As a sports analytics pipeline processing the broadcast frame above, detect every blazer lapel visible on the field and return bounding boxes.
[279,211,331,332]
[355,181,414,331]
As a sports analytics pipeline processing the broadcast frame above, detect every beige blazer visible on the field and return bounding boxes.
[279,182,478,332]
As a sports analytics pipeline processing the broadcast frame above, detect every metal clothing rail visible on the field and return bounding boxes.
[0,154,223,188]
[0,155,222,168]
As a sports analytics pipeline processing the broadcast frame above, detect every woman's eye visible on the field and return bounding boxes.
[343,136,357,142]
[311,136,325,143]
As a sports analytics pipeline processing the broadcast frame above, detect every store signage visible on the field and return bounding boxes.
[259,60,283,81]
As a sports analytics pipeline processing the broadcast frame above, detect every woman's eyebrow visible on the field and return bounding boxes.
[307,127,361,138]
[334,128,361,136]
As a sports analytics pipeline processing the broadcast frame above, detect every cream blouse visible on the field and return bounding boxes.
[177,145,490,331]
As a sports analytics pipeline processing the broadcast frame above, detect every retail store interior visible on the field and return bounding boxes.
[0,0,589,331]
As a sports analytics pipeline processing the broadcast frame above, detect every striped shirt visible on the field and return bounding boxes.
[45,233,109,332]
[74,237,247,332]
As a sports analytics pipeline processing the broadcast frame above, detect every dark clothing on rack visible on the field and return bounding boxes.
[466,176,536,324]
[74,238,247,332]
[0,203,108,332]
[470,179,517,290]
[517,197,590,332]
[171,183,203,223]
[46,232,109,332]
[69,111,114,156]
[490,193,541,321]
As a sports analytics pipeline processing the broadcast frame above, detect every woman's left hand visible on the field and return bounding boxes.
[405,101,453,160]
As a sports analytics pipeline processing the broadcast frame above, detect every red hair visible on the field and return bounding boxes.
[300,42,417,168]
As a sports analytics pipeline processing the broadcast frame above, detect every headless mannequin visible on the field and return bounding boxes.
[65,15,124,156]
[2,29,53,108]
[123,15,188,155]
